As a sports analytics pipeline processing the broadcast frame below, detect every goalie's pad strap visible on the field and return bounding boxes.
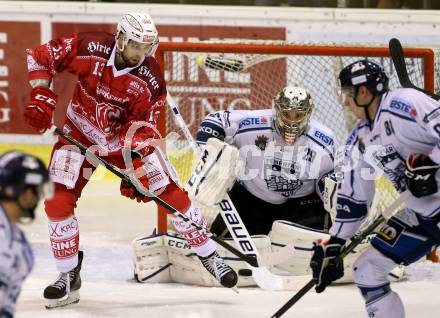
[137,263,172,282]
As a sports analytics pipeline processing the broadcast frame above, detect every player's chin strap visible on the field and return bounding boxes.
[270,190,411,318]
[353,88,377,128]
[167,94,315,291]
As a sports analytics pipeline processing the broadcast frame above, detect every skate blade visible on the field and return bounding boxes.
[45,290,80,309]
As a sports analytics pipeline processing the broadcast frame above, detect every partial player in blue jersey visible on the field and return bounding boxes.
[0,151,52,317]
[310,59,440,318]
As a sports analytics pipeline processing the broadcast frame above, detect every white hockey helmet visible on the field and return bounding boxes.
[116,12,159,56]
[273,86,314,144]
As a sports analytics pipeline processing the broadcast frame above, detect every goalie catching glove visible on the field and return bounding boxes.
[187,138,243,206]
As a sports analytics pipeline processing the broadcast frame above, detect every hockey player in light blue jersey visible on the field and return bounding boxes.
[310,59,440,318]
[0,151,51,317]
[195,86,336,236]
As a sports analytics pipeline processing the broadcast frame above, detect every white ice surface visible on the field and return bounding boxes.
[15,179,440,318]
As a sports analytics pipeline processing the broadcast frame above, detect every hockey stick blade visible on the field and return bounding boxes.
[270,191,410,318]
[389,38,440,101]
[202,56,244,72]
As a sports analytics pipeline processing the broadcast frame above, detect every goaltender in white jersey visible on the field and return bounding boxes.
[196,87,336,236]
[309,59,440,318]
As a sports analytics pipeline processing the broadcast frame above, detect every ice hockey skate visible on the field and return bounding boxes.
[44,251,83,309]
[199,251,238,288]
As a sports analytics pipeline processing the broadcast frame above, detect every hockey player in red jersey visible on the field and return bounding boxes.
[24,12,237,309]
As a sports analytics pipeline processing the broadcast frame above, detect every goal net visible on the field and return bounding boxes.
[155,40,436,233]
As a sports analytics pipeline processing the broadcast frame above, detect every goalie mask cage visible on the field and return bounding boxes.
[154,41,435,233]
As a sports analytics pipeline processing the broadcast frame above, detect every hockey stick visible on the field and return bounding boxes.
[389,38,440,101]
[196,54,283,73]
[166,94,284,291]
[270,190,410,318]
[51,125,261,269]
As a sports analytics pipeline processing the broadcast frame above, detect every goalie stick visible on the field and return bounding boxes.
[51,125,262,269]
[389,38,440,101]
[166,94,288,291]
[270,190,410,318]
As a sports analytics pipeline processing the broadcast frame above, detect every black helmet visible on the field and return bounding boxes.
[339,59,389,96]
[0,151,50,200]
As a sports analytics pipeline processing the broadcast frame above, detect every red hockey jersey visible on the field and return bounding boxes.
[26,32,167,154]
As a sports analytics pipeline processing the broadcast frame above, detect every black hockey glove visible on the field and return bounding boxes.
[310,236,345,293]
[404,154,440,198]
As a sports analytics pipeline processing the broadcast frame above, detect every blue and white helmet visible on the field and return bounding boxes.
[339,59,389,96]
[116,12,159,56]
[0,151,51,201]
[0,151,52,220]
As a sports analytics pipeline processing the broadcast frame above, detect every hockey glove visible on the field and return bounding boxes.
[310,236,345,293]
[24,86,57,133]
[404,154,440,198]
[120,157,152,203]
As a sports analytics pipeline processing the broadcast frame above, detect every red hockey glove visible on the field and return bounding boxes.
[120,157,152,203]
[24,86,58,133]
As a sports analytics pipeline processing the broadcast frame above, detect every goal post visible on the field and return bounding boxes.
[154,40,436,233]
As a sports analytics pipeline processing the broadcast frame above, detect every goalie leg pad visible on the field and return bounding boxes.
[133,232,272,287]
[132,234,172,283]
[269,220,329,276]
[167,234,272,287]
[269,220,373,283]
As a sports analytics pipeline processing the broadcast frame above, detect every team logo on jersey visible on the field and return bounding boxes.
[96,103,123,134]
[255,135,269,151]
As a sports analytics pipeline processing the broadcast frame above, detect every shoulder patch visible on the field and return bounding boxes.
[389,99,417,118]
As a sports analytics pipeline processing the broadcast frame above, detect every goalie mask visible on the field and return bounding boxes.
[116,12,159,57]
[273,86,314,144]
